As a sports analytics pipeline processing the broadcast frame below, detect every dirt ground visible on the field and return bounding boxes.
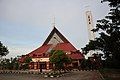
[0,71,103,80]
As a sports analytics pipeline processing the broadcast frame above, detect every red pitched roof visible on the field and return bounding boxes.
[20,27,84,60]
[53,43,84,59]
[28,44,52,58]
[27,43,84,59]
[53,43,77,51]
[68,52,84,59]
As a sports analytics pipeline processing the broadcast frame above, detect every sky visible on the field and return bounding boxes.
[0,0,110,58]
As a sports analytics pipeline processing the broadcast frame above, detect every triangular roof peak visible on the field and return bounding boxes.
[42,27,70,46]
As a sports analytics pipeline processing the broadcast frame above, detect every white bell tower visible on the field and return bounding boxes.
[86,11,95,40]
[85,10,96,57]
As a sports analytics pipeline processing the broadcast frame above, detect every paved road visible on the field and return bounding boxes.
[0,71,103,80]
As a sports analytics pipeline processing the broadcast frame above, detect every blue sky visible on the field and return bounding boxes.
[0,0,109,58]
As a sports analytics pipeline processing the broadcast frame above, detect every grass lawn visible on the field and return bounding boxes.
[99,68,120,80]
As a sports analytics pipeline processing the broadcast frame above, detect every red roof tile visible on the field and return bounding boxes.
[53,43,84,59]
[53,43,77,51]
[27,43,84,59]
[28,44,52,58]
[68,53,84,59]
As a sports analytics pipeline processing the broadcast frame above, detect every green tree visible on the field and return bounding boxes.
[0,58,10,70]
[0,41,9,58]
[82,0,120,68]
[49,50,71,70]
[22,57,32,70]
[0,57,20,70]
[10,57,20,70]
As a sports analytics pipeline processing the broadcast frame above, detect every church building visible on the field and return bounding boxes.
[19,27,84,70]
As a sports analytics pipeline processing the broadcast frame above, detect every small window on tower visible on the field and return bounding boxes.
[89,19,90,21]
[88,16,90,19]
[89,22,91,24]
